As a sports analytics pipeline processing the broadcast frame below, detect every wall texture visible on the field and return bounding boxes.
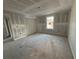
[3,17,10,39]
[4,11,37,40]
[68,1,76,59]
[36,11,70,36]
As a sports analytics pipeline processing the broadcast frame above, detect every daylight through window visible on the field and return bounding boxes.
[46,16,54,29]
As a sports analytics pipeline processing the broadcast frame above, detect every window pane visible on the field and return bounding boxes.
[46,16,54,29]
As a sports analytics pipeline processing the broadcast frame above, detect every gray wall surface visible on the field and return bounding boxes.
[68,1,76,59]
[4,11,37,40]
[36,11,70,36]
[3,17,9,39]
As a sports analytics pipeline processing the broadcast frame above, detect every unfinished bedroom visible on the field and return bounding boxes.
[3,0,76,59]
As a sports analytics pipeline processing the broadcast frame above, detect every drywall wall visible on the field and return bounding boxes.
[4,11,37,40]
[68,1,76,59]
[24,18,37,36]
[3,17,9,39]
[36,11,70,36]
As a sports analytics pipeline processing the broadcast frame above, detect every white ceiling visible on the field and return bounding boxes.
[4,0,73,17]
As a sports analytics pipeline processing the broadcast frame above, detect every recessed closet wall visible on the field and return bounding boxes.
[4,11,37,40]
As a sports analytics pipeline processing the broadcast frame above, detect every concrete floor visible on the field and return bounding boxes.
[3,33,73,59]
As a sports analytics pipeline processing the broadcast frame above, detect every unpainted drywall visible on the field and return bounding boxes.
[68,1,76,59]
[4,11,37,40]
[3,17,10,39]
[36,11,70,36]
[24,18,37,36]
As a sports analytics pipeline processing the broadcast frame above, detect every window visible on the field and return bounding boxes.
[46,16,54,29]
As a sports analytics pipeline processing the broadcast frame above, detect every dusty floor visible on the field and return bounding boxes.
[3,33,73,59]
